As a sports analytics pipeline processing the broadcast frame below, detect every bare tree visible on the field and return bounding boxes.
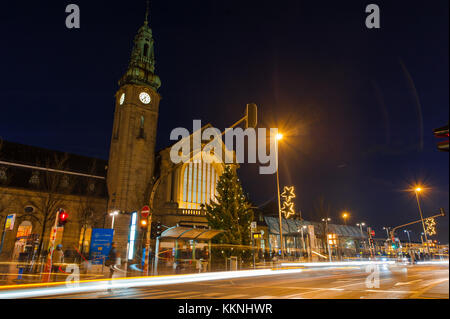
[77,160,105,256]
[314,195,331,254]
[23,153,73,260]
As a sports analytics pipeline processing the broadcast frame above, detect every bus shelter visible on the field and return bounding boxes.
[154,226,223,273]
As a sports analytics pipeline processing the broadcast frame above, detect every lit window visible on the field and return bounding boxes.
[180,162,220,209]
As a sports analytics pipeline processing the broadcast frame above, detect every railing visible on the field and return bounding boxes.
[154,207,206,216]
[180,208,206,216]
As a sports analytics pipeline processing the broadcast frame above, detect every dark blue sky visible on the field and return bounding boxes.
[0,1,448,243]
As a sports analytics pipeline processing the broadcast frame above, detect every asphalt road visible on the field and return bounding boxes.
[42,264,448,299]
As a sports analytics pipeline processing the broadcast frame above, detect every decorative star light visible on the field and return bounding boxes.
[281,186,296,202]
[425,218,436,236]
[281,201,295,219]
[281,186,296,218]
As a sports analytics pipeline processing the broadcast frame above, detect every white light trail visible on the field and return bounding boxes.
[416,260,449,265]
[280,261,396,267]
[0,268,304,299]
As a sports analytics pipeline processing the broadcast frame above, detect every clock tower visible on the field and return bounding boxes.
[107,7,161,256]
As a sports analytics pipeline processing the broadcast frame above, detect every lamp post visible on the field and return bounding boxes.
[356,222,366,253]
[342,212,349,225]
[298,225,307,260]
[382,226,391,239]
[322,218,331,262]
[109,211,119,229]
[414,187,429,253]
[275,132,284,259]
[404,230,412,244]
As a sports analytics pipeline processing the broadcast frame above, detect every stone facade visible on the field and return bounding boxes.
[0,140,108,261]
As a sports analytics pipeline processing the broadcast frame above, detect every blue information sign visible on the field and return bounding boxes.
[89,228,114,265]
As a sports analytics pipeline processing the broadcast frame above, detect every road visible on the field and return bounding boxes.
[38,263,448,299]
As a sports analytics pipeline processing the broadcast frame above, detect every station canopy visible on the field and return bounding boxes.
[264,216,366,239]
[160,226,223,241]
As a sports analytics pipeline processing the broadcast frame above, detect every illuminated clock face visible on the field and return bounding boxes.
[139,92,151,104]
[119,93,125,105]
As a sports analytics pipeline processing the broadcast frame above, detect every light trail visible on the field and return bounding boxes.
[0,268,304,299]
[280,261,396,267]
[416,260,449,265]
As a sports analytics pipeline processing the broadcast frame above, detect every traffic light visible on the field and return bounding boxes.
[156,221,162,237]
[140,218,148,229]
[433,124,449,152]
[151,221,162,239]
[58,209,68,227]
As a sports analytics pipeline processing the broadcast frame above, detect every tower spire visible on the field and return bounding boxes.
[118,0,160,90]
[144,0,149,25]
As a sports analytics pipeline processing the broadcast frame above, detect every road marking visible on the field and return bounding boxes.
[409,278,449,298]
[394,279,422,286]
[108,290,202,299]
[217,294,247,299]
[172,291,214,299]
[365,289,417,294]
[201,292,226,297]
[279,293,305,299]
[104,289,182,299]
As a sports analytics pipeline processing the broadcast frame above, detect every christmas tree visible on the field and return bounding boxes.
[206,165,254,262]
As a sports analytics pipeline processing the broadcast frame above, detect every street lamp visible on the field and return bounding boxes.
[322,218,332,262]
[275,132,284,259]
[382,226,390,239]
[297,225,307,259]
[109,210,119,229]
[356,222,366,252]
[414,186,429,253]
[342,212,349,225]
[404,230,412,244]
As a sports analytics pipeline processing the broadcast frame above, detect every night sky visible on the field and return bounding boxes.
[1,1,448,243]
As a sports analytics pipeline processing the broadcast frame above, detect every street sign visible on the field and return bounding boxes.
[89,228,114,265]
[250,222,257,231]
[141,205,150,218]
[5,214,16,230]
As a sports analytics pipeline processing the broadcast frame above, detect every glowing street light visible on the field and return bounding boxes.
[275,131,285,258]
[109,210,119,229]
[413,186,429,253]
[342,212,349,225]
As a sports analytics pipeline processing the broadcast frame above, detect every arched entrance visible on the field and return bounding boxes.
[12,221,32,260]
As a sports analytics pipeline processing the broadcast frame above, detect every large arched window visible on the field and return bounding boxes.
[180,162,220,209]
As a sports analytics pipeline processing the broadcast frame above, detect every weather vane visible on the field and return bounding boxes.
[281,186,296,218]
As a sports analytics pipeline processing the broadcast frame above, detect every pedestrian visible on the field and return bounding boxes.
[105,242,120,279]
[196,258,203,273]
[52,244,64,281]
